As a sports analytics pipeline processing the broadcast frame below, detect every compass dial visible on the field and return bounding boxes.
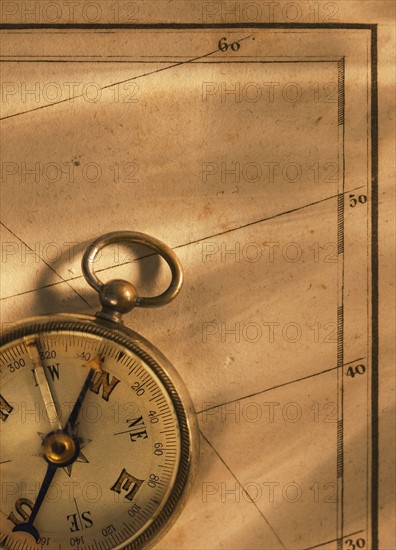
[0,323,194,550]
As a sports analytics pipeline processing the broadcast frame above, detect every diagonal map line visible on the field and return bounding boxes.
[0,34,254,122]
[0,185,365,302]
[170,185,366,252]
[200,430,287,550]
[0,220,92,309]
[196,357,366,415]
[303,529,365,550]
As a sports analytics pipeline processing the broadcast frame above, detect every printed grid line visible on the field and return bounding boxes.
[200,431,287,549]
[336,55,345,550]
[197,356,366,415]
[0,185,365,303]
[0,220,92,309]
[0,33,254,122]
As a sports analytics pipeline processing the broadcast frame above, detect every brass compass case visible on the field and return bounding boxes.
[0,232,199,550]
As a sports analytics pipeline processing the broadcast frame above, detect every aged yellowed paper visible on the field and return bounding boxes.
[0,2,394,549]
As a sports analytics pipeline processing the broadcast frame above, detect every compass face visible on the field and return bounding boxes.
[0,321,193,550]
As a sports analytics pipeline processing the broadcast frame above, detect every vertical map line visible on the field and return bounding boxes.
[370,25,379,550]
[336,56,345,550]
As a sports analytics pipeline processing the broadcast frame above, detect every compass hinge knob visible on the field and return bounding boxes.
[97,279,138,323]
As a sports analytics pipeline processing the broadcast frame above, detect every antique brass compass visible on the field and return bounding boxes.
[0,231,199,550]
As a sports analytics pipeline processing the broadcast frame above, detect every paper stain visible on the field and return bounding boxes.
[224,356,235,368]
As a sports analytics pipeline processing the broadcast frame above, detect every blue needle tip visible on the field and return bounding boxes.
[13,523,40,543]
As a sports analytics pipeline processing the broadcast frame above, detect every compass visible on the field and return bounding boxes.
[0,231,199,550]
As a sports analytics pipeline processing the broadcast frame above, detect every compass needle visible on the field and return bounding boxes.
[24,337,62,432]
[11,352,100,542]
[83,353,103,374]
[64,363,98,434]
